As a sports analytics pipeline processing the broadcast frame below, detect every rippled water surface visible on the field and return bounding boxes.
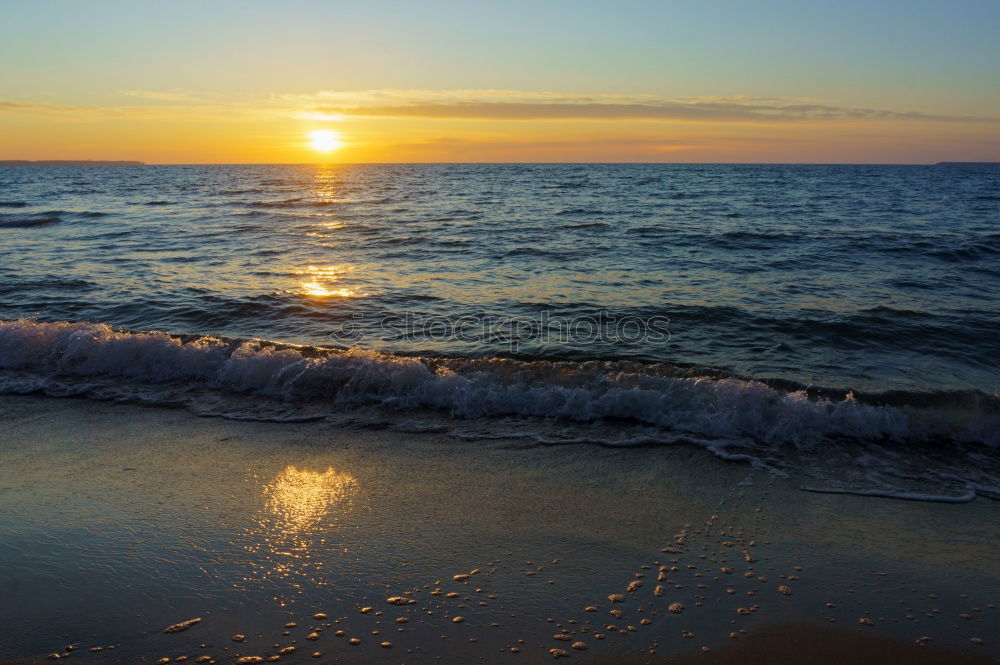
[2,163,998,391]
[2,164,999,500]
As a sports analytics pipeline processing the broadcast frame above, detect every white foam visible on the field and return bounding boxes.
[1,319,998,450]
[799,485,979,503]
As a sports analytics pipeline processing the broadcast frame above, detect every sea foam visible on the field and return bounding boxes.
[3,319,998,502]
[1,319,996,447]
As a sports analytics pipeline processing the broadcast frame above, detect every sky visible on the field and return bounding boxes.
[1,0,998,163]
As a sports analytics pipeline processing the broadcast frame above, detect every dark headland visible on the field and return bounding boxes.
[0,160,144,166]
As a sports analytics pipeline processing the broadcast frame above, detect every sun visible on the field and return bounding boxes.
[307,129,343,153]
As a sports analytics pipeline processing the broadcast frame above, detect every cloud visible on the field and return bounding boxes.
[304,91,994,123]
[118,89,206,102]
[368,135,708,161]
[3,89,996,126]
[0,97,259,121]
[0,100,94,112]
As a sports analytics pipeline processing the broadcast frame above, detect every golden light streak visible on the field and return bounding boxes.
[296,264,358,298]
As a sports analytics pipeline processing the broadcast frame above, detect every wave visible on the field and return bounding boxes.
[246,198,305,208]
[2,319,997,502]
[500,247,576,259]
[0,209,112,226]
[555,207,605,216]
[0,201,27,208]
[0,214,61,228]
[694,230,802,250]
[872,236,1000,262]
[720,230,797,242]
[561,221,608,229]
[1,319,996,443]
[218,188,266,195]
[800,485,979,503]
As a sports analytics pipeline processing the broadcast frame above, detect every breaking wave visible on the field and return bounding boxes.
[1,319,998,504]
[1,319,996,443]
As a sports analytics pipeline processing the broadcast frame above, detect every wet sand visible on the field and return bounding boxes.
[0,395,997,664]
[593,623,998,664]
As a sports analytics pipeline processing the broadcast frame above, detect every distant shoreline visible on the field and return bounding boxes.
[934,161,1000,166]
[0,160,144,166]
[1,160,998,166]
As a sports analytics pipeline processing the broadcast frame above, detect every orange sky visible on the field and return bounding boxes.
[2,2,998,163]
[2,91,997,164]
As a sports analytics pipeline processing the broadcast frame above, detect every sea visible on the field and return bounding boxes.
[1,163,998,502]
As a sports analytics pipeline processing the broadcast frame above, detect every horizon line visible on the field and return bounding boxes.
[5,160,997,166]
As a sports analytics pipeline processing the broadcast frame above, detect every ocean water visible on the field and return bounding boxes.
[1,163,998,501]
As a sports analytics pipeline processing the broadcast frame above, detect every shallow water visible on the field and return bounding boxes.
[1,164,999,501]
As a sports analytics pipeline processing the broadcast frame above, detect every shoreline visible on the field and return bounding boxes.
[1,318,996,507]
[0,394,996,663]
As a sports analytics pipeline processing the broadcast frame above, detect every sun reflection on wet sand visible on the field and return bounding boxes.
[265,465,358,532]
[241,465,360,601]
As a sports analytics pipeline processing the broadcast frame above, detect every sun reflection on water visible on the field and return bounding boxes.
[304,220,346,239]
[300,281,356,297]
[295,264,359,298]
[312,164,341,201]
[241,465,360,601]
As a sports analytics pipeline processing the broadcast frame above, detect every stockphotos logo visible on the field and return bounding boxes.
[329,310,670,352]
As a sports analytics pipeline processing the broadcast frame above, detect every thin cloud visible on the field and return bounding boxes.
[0,98,261,120]
[310,95,994,123]
[4,89,996,125]
[119,89,207,102]
[0,100,95,112]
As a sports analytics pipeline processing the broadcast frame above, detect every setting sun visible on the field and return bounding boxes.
[307,129,342,153]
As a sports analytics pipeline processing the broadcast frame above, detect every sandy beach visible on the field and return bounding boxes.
[0,394,996,664]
